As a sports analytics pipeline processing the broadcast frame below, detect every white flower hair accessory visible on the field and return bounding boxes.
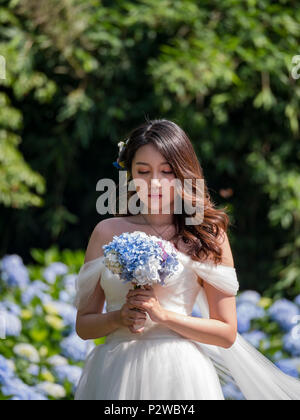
[117,140,126,153]
[113,138,130,170]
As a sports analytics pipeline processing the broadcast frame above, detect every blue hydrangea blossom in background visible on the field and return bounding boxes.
[0,255,30,289]
[268,299,300,332]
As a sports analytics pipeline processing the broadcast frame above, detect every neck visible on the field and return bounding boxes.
[140,213,175,227]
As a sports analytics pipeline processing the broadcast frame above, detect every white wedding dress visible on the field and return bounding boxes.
[73,232,300,400]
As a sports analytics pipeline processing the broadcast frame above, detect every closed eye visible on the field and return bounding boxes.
[138,171,173,174]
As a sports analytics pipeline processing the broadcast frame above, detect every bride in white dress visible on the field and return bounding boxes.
[74,119,300,400]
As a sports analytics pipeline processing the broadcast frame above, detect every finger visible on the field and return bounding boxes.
[134,313,147,319]
[130,326,144,334]
[129,328,140,334]
[130,309,147,317]
[127,299,144,307]
[129,304,144,311]
[129,306,145,312]
[133,319,146,324]
[129,300,145,308]
[128,287,151,294]
[128,296,145,302]
[127,291,150,298]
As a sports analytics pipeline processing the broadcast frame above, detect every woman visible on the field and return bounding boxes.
[74,119,300,400]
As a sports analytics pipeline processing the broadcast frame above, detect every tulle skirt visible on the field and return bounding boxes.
[74,330,225,400]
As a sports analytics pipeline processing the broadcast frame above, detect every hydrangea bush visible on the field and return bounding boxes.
[0,250,299,400]
[0,250,104,400]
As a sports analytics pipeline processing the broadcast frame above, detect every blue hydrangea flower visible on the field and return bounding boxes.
[0,310,22,337]
[273,350,284,361]
[21,281,51,306]
[35,305,43,316]
[283,329,300,357]
[237,301,265,320]
[53,365,82,392]
[0,355,15,385]
[47,355,68,367]
[48,301,77,328]
[222,382,245,400]
[268,299,300,332]
[191,305,202,318]
[0,255,30,289]
[27,364,40,376]
[59,290,72,303]
[237,290,261,305]
[63,274,77,292]
[103,231,179,286]
[237,316,251,334]
[275,359,300,378]
[61,333,95,363]
[43,262,69,284]
[59,274,77,303]
[2,377,47,400]
[295,295,300,307]
[0,301,22,316]
[236,301,265,333]
[34,382,66,399]
[242,330,268,348]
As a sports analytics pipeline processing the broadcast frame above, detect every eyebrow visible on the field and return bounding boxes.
[135,161,170,166]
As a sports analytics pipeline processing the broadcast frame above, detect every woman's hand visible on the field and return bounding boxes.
[118,301,147,333]
[126,285,166,324]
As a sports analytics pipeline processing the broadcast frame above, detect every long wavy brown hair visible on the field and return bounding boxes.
[112,118,231,265]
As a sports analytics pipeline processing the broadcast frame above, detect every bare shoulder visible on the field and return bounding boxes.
[84,217,119,263]
[201,229,235,268]
[196,229,235,288]
[94,217,116,234]
[95,216,132,235]
[217,229,235,268]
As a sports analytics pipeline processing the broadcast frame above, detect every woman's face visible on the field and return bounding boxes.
[131,144,176,213]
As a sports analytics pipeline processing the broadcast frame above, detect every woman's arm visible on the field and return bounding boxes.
[76,281,122,340]
[76,220,122,340]
[159,291,237,349]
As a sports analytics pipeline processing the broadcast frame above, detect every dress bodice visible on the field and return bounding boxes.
[101,250,200,316]
[74,231,239,343]
[100,249,202,342]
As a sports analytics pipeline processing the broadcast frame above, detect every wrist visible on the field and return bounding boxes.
[112,310,121,328]
[159,308,169,324]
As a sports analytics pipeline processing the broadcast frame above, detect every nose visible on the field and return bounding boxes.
[152,179,161,187]
[149,179,162,193]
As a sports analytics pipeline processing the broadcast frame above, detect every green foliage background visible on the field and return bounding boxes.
[0,0,300,298]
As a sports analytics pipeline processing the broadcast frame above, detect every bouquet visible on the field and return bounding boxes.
[102,231,180,332]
